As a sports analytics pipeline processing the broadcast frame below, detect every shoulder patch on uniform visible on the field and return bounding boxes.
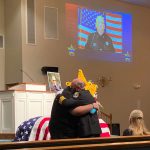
[73,92,79,98]
[59,96,65,104]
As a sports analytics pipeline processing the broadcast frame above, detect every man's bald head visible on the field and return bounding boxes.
[71,78,85,91]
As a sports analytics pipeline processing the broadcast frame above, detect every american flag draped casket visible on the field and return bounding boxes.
[13,116,110,141]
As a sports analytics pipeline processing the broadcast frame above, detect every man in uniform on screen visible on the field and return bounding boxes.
[85,15,115,52]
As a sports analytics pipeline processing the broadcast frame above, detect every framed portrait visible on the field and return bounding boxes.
[47,72,62,92]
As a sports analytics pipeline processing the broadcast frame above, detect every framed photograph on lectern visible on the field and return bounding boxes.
[47,72,62,92]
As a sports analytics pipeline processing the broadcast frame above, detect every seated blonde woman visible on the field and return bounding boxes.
[123,109,150,136]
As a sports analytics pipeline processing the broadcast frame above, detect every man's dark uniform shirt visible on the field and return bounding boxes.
[123,129,133,136]
[76,90,101,137]
[49,87,101,139]
[49,87,79,139]
[85,32,115,52]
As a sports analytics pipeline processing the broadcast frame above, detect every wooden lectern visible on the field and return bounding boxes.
[0,83,56,133]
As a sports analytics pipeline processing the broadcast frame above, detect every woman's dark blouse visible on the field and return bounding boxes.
[123,129,133,136]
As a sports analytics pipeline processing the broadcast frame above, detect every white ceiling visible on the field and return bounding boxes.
[119,0,150,8]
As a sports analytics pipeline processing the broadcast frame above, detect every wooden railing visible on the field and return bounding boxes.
[1,135,150,149]
[0,133,15,140]
[16,140,150,150]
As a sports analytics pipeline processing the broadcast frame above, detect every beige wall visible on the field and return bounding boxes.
[2,0,150,134]
[0,0,5,90]
[21,0,150,133]
[5,0,22,84]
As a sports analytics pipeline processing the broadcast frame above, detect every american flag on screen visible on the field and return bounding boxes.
[13,116,50,141]
[13,117,110,142]
[78,8,123,53]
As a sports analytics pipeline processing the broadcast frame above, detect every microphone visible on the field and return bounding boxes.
[20,69,34,82]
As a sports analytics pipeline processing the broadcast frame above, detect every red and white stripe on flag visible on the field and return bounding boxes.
[29,117,51,141]
[99,119,111,137]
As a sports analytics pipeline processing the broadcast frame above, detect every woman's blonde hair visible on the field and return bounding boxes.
[129,110,150,135]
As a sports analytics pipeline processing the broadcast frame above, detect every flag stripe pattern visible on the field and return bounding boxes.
[106,12,122,53]
[99,119,111,137]
[78,8,123,53]
[14,117,110,141]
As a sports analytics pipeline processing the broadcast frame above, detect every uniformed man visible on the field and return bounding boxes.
[85,15,115,52]
[72,89,101,138]
[49,78,101,139]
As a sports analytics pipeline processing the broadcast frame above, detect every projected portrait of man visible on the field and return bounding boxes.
[85,15,115,52]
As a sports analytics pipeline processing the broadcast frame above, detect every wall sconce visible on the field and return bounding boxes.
[133,83,141,90]
[97,76,112,87]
